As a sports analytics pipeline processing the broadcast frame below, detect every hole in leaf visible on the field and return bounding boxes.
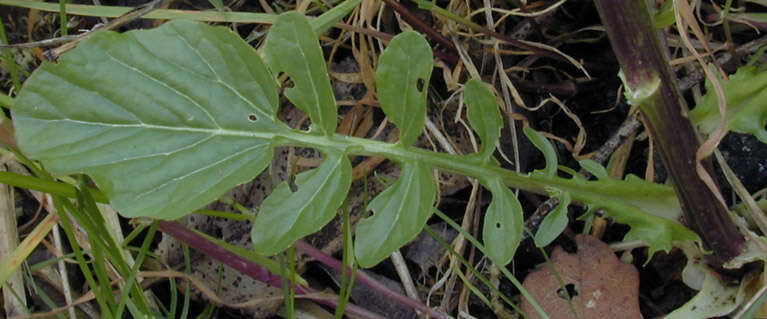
[280,72,294,89]
[416,78,425,92]
[495,222,502,229]
[288,174,298,193]
[248,113,258,122]
[557,283,578,299]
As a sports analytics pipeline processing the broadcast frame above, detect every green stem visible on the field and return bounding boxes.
[1,127,679,236]
[59,0,68,36]
[275,131,671,215]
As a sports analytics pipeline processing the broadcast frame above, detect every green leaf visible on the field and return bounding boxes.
[523,127,557,177]
[376,31,433,146]
[733,12,767,24]
[557,167,698,256]
[577,161,682,221]
[652,0,675,28]
[310,0,362,36]
[690,65,767,144]
[208,0,225,12]
[534,191,571,247]
[482,178,523,265]
[579,159,609,180]
[252,151,352,255]
[12,20,283,219]
[354,161,436,267]
[265,12,337,135]
[465,79,502,161]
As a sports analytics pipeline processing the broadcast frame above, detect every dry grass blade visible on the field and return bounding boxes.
[673,0,731,211]
[0,164,27,317]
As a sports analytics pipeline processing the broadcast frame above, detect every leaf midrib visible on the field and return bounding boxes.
[134,142,270,200]
[42,118,278,140]
[289,24,325,130]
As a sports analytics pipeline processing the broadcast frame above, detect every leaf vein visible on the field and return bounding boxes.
[175,34,274,122]
[135,141,269,199]
[92,135,216,166]
[102,52,220,128]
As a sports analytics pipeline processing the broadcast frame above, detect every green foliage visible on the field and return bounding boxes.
[11,12,701,269]
[311,0,363,36]
[12,20,282,220]
[265,11,337,135]
[355,161,436,267]
[524,126,570,246]
[253,150,352,255]
[523,126,557,177]
[690,65,767,144]
[534,191,571,247]
[652,0,675,28]
[521,127,693,255]
[465,79,503,161]
[207,0,225,12]
[571,161,696,257]
[482,178,523,265]
[375,30,433,146]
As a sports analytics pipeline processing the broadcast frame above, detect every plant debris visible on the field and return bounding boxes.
[521,234,640,319]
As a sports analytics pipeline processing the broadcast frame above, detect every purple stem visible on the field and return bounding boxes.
[156,221,384,319]
[294,240,452,319]
[593,0,744,266]
[380,0,457,55]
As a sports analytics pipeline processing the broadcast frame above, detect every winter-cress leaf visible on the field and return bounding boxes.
[355,161,436,267]
[12,20,282,219]
[580,159,609,180]
[252,151,352,255]
[690,65,767,143]
[523,127,557,177]
[265,12,337,135]
[534,191,572,247]
[376,31,433,146]
[465,78,502,161]
[577,160,682,222]
[563,174,699,258]
[482,178,523,265]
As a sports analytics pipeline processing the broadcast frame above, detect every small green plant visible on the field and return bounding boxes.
[10,12,699,270]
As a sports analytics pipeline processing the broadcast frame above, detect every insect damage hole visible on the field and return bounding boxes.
[288,174,298,193]
[416,78,425,92]
[248,113,258,122]
[557,283,578,300]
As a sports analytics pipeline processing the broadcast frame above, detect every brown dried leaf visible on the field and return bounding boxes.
[521,234,640,319]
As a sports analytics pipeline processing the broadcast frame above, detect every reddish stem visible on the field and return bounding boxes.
[294,240,453,319]
[156,221,384,319]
